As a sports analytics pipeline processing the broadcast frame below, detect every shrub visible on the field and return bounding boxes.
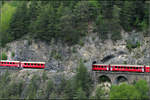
[126,40,141,52]
[111,31,122,41]
[1,52,7,60]
[11,52,15,57]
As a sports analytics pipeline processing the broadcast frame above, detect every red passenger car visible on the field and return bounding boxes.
[110,64,144,72]
[0,60,20,68]
[92,64,109,71]
[21,61,45,69]
[145,66,150,72]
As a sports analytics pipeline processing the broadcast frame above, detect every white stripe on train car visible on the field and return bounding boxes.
[0,60,20,63]
[21,61,45,64]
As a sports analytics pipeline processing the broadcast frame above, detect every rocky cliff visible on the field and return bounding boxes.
[0,29,150,72]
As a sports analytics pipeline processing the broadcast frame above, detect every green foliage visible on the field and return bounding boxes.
[1,52,7,60]
[31,3,59,42]
[95,86,105,99]
[7,80,24,98]
[111,30,121,41]
[0,70,10,98]
[74,87,87,99]
[126,40,141,52]
[0,3,16,33]
[110,80,149,100]
[95,15,109,40]
[0,2,17,47]
[134,80,149,99]
[110,83,140,99]
[45,80,54,99]
[26,74,41,99]
[11,52,15,58]
[0,1,148,45]
[74,59,92,96]
[8,1,29,41]
[42,71,48,82]
[51,50,61,60]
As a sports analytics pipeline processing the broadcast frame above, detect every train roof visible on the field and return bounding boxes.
[0,60,20,62]
[93,64,145,67]
[110,64,144,67]
[93,64,109,66]
[21,61,45,64]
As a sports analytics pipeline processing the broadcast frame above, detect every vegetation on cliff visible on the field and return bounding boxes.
[0,63,149,99]
[0,1,149,46]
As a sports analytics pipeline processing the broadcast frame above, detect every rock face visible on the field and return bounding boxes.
[0,30,150,72]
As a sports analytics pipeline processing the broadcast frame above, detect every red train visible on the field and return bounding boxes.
[0,60,45,69]
[92,63,150,73]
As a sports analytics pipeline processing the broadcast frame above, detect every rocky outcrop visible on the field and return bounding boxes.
[1,30,150,72]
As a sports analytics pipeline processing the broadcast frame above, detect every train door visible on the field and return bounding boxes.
[142,67,144,72]
[110,65,112,71]
[107,65,109,71]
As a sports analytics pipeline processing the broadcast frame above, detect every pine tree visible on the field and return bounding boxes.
[74,87,87,99]
[74,60,92,96]
[8,1,29,40]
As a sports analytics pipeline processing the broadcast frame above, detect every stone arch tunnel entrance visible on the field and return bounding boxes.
[99,75,111,83]
[115,76,128,85]
[97,75,111,96]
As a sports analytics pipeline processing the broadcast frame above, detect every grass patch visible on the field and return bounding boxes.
[0,3,17,33]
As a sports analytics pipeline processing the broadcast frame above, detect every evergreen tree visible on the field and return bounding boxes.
[74,60,92,96]
[8,1,29,40]
[119,1,135,31]
[74,87,87,99]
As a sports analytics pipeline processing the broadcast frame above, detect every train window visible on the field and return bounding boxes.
[38,64,40,66]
